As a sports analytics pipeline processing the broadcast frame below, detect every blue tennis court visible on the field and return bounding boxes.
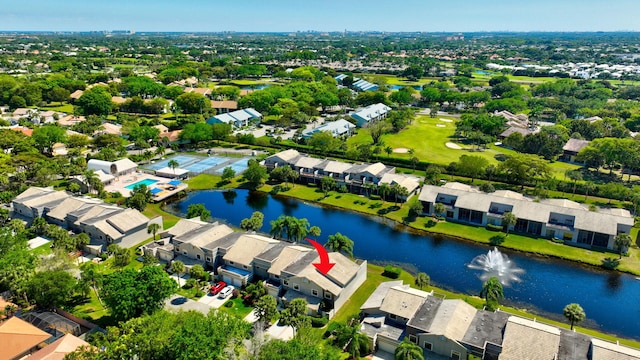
[184,163,212,173]
[194,156,230,167]
[147,155,199,170]
[224,159,249,174]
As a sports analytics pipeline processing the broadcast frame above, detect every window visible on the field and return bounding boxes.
[389,314,397,320]
[183,251,187,255]
[424,342,432,351]
[283,280,289,286]
[229,261,235,265]
[324,293,332,299]
[206,257,211,262]
[408,335,417,344]
[243,265,248,270]
[293,284,299,290]
[451,351,460,360]
[175,247,179,252]
[275,275,280,279]
[312,289,318,296]
[196,254,201,260]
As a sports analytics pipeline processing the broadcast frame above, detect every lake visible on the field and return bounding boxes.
[169,189,640,339]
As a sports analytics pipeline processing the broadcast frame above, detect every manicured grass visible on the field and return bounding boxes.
[38,103,75,113]
[219,297,254,319]
[184,174,245,191]
[347,115,580,179]
[143,202,181,229]
[30,242,53,256]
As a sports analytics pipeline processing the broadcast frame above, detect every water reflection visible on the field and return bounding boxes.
[222,190,237,204]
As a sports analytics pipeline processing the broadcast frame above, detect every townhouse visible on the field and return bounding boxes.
[144,218,367,318]
[362,281,640,360]
[264,149,420,199]
[11,187,162,252]
[350,103,391,127]
[418,182,634,250]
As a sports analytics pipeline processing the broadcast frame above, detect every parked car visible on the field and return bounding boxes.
[210,281,227,295]
[218,285,234,299]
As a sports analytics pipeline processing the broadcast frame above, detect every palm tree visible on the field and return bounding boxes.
[155,145,166,158]
[384,146,393,157]
[269,218,286,240]
[81,263,104,305]
[567,170,583,196]
[308,226,321,240]
[83,169,99,194]
[168,159,179,175]
[338,318,370,359]
[614,234,632,259]
[480,276,504,310]
[502,212,517,236]
[434,202,446,218]
[584,181,595,202]
[415,272,430,290]
[395,338,424,360]
[170,260,185,287]
[147,223,161,240]
[378,183,392,201]
[325,232,354,258]
[291,217,310,243]
[563,303,586,330]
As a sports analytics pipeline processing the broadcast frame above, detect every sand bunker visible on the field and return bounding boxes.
[445,142,462,150]
[436,124,446,127]
[393,148,409,153]
[439,118,453,122]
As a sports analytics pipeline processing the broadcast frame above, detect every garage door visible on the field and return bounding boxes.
[377,336,398,354]
[222,275,243,288]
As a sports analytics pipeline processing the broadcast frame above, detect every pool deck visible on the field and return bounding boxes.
[104,171,188,202]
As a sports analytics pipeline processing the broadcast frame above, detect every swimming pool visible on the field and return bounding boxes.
[125,178,158,190]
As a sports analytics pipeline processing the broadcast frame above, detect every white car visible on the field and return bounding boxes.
[218,285,234,299]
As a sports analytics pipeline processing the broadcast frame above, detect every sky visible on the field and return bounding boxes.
[3,0,640,33]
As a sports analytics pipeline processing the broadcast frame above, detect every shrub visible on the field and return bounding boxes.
[338,184,348,193]
[382,265,402,279]
[309,316,329,328]
[224,300,234,308]
[370,194,381,200]
[486,224,502,232]
[324,321,341,338]
[479,182,495,193]
[184,278,197,289]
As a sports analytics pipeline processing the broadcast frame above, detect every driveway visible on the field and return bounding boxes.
[164,295,212,315]
[197,293,230,308]
[265,323,294,341]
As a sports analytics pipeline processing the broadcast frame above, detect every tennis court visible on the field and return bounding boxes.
[223,159,250,174]
[147,155,200,170]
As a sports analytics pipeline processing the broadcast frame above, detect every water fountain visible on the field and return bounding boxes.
[468,247,524,286]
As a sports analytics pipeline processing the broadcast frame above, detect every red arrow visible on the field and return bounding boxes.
[307,238,336,275]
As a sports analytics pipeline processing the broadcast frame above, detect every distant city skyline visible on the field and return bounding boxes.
[3,0,640,33]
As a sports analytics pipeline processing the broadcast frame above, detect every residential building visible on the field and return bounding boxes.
[361,281,640,360]
[211,100,238,114]
[0,317,51,360]
[206,108,262,128]
[264,150,419,199]
[145,218,367,318]
[351,103,391,127]
[87,158,137,177]
[302,119,356,138]
[28,333,92,360]
[11,187,162,253]
[562,138,591,162]
[418,182,634,250]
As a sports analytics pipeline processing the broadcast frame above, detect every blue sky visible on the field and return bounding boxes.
[3,0,640,32]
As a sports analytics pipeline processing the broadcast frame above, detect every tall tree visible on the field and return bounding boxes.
[279,298,309,335]
[101,266,177,322]
[614,234,632,259]
[415,272,430,290]
[186,203,210,221]
[395,338,424,360]
[27,270,77,309]
[480,276,504,310]
[325,232,354,258]
[147,223,161,240]
[254,295,278,327]
[502,212,517,236]
[170,260,185,287]
[563,303,586,330]
[168,159,179,174]
[243,159,268,189]
[240,211,265,232]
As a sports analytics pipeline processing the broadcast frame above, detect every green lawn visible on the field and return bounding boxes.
[143,202,181,229]
[219,297,254,319]
[38,103,75,113]
[347,115,580,178]
[184,173,245,190]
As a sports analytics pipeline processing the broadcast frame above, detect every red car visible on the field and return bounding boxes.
[210,281,227,295]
